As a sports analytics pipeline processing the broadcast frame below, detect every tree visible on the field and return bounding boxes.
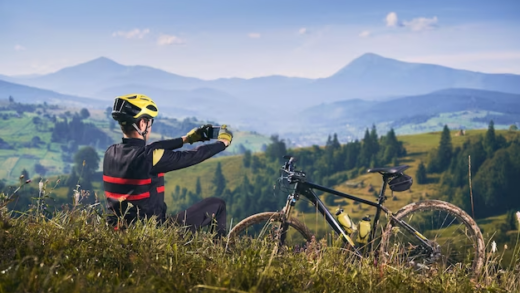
[31,136,42,147]
[415,161,427,184]
[212,162,226,197]
[32,116,42,130]
[509,124,518,132]
[21,169,29,180]
[484,120,497,156]
[9,96,14,103]
[429,125,452,173]
[72,146,100,190]
[195,177,202,195]
[80,108,90,120]
[324,193,335,206]
[237,143,247,154]
[251,156,262,172]
[109,119,116,131]
[105,107,112,119]
[265,135,287,162]
[243,149,252,168]
[34,163,47,176]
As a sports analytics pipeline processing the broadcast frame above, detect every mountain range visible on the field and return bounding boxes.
[1,53,520,137]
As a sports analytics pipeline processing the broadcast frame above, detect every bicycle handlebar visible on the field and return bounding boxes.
[282,155,306,183]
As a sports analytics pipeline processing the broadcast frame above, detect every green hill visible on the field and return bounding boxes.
[0,101,271,186]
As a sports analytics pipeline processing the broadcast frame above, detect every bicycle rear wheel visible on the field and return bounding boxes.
[380,200,485,274]
[228,212,313,248]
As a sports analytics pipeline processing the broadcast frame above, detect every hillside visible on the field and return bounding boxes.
[292,88,520,143]
[1,127,519,292]
[0,80,103,107]
[0,102,271,185]
[159,128,520,262]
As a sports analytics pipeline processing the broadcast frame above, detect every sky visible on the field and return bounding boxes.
[1,0,520,79]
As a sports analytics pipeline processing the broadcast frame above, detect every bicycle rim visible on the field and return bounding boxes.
[381,200,485,274]
[228,212,313,249]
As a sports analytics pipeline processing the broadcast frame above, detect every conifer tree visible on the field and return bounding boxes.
[243,150,252,168]
[195,177,202,195]
[430,125,453,172]
[484,120,497,157]
[416,161,427,184]
[212,162,226,197]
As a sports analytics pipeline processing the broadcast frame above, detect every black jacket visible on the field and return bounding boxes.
[103,137,226,223]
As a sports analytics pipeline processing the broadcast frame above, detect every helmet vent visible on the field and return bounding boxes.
[140,97,150,101]
[127,95,137,100]
[146,105,158,111]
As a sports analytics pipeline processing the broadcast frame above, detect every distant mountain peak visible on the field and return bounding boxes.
[355,52,386,61]
[332,53,410,77]
[83,56,122,66]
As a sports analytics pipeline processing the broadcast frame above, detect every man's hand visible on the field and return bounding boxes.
[218,125,233,147]
[184,124,212,144]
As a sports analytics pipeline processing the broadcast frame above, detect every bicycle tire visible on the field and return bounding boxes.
[228,212,313,245]
[380,200,485,274]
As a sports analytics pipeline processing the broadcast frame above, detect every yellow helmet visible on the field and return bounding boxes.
[112,94,159,124]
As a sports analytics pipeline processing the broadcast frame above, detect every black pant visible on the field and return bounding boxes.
[171,197,227,237]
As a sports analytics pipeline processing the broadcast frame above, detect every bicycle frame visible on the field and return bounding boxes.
[281,172,433,258]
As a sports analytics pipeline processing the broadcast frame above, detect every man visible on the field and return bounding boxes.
[103,93,232,237]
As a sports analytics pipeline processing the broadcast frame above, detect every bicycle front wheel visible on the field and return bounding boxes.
[380,200,485,274]
[228,212,313,248]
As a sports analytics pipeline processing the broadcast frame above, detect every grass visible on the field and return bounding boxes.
[0,198,518,293]
[394,110,515,135]
[1,127,520,292]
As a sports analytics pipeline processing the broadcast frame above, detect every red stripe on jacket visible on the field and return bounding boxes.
[103,175,152,185]
[105,191,151,201]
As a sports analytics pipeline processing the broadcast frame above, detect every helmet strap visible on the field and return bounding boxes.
[131,120,150,144]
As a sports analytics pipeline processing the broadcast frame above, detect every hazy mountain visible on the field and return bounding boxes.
[0,79,101,107]
[4,53,520,109]
[2,53,520,132]
[3,57,205,97]
[297,88,520,128]
[311,53,520,99]
[95,84,274,130]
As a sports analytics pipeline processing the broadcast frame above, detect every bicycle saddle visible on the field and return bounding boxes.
[367,165,409,175]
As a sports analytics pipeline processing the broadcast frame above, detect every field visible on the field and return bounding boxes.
[0,106,270,185]
[394,110,511,135]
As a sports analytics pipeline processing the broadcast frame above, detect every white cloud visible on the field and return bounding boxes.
[359,31,371,38]
[298,28,308,35]
[403,16,438,32]
[157,34,185,45]
[385,12,399,27]
[14,44,26,51]
[112,28,150,39]
[248,33,261,39]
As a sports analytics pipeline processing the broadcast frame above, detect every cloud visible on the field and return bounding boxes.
[385,12,399,27]
[384,12,439,32]
[112,28,150,39]
[402,16,438,31]
[157,34,185,45]
[298,28,308,35]
[359,31,371,38]
[14,44,26,51]
[248,33,261,39]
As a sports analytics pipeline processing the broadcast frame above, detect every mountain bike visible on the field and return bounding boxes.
[228,155,485,274]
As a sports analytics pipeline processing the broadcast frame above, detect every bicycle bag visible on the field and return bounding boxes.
[388,174,413,192]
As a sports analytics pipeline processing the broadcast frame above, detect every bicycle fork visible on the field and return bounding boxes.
[277,192,298,246]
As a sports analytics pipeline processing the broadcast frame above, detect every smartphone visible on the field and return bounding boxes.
[209,126,220,139]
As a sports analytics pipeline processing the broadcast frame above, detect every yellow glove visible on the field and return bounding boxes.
[218,125,233,146]
[185,124,211,144]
